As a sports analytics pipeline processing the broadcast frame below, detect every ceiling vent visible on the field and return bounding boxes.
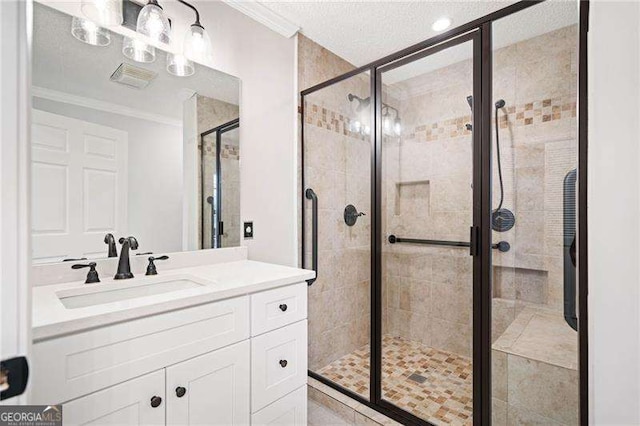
[110,63,157,89]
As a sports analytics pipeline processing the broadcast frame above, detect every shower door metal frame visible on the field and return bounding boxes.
[301,1,589,424]
[373,29,487,426]
[200,118,240,249]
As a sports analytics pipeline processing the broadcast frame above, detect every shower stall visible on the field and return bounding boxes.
[301,1,587,425]
[201,119,240,249]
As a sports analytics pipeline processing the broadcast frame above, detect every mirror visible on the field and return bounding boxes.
[31,2,241,264]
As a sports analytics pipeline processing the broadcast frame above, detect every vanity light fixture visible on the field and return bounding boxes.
[136,0,171,44]
[81,0,123,26]
[178,0,212,63]
[166,52,195,77]
[432,16,452,32]
[122,36,156,63]
[349,93,401,137]
[71,16,111,46]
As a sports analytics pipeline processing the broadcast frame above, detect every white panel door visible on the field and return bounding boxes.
[166,340,250,426]
[31,110,127,262]
[63,369,165,426]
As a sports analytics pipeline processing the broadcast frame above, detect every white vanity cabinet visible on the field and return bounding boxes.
[31,281,309,426]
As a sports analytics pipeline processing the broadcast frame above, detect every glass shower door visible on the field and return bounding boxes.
[378,34,479,425]
[303,70,373,401]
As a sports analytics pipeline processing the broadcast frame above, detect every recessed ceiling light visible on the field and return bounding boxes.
[432,17,452,32]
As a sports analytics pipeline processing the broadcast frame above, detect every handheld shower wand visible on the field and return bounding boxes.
[492,99,515,232]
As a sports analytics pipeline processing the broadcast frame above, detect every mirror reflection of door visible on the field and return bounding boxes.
[201,119,240,249]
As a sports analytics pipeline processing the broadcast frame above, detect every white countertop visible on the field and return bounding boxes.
[33,260,314,341]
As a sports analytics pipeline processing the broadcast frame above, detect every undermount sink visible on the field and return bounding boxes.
[57,274,214,309]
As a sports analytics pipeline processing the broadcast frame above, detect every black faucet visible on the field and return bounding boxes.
[104,233,118,258]
[114,236,138,280]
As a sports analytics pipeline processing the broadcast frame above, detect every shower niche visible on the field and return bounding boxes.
[393,180,430,219]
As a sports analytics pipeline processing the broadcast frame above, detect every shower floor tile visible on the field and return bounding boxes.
[317,335,473,425]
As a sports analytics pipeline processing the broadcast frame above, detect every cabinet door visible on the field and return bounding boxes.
[63,370,165,426]
[166,340,250,425]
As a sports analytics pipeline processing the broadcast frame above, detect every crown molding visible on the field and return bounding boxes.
[223,0,300,38]
[32,86,182,127]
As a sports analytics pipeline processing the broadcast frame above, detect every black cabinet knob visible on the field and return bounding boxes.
[279,304,288,312]
[150,396,162,408]
[175,386,186,398]
[279,359,288,368]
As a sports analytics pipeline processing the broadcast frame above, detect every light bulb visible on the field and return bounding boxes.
[394,118,402,136]
[71,16,111,46]
[137,1,171,44]
[123,37,156,63]
[183,24,212,63]
[167,53,195,77]
[383,116,391,134]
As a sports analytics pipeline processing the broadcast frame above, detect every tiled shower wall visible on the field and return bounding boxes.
[381,42,475,358]
[382,25,578,359]
[298,35,372,372]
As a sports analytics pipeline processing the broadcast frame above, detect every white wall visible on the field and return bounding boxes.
[588,2,640,424]
[32,97,184,255]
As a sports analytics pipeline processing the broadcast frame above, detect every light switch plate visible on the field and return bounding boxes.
[244,221,254,239]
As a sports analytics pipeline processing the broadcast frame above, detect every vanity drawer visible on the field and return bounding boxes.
[250,283,307,336]
[32,296,249,404]
[251,385,307,426]
[251,320,307,413]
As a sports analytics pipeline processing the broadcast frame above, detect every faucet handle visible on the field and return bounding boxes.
[146,256,169,276]
[71,262,100,284]
[119,236,139,250]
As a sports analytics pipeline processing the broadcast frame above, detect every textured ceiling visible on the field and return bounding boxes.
[262,0,577,69]
[33,3,240,120]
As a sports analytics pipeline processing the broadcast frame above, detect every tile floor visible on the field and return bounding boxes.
[317,335,473,425]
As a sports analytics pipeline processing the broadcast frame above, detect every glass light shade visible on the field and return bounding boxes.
[71,17,111,46]
[166,53,195,77]
[136,2,171,44]
[81,0,123,26]
[123,37,156,63]
[183,24,212,63]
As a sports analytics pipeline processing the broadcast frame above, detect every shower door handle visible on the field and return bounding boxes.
[305,188,318,285]
[469,226,479,256]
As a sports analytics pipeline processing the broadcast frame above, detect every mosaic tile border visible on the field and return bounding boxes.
[201,140,240,160]
[301,102,367,141]
[302,97,577,144]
